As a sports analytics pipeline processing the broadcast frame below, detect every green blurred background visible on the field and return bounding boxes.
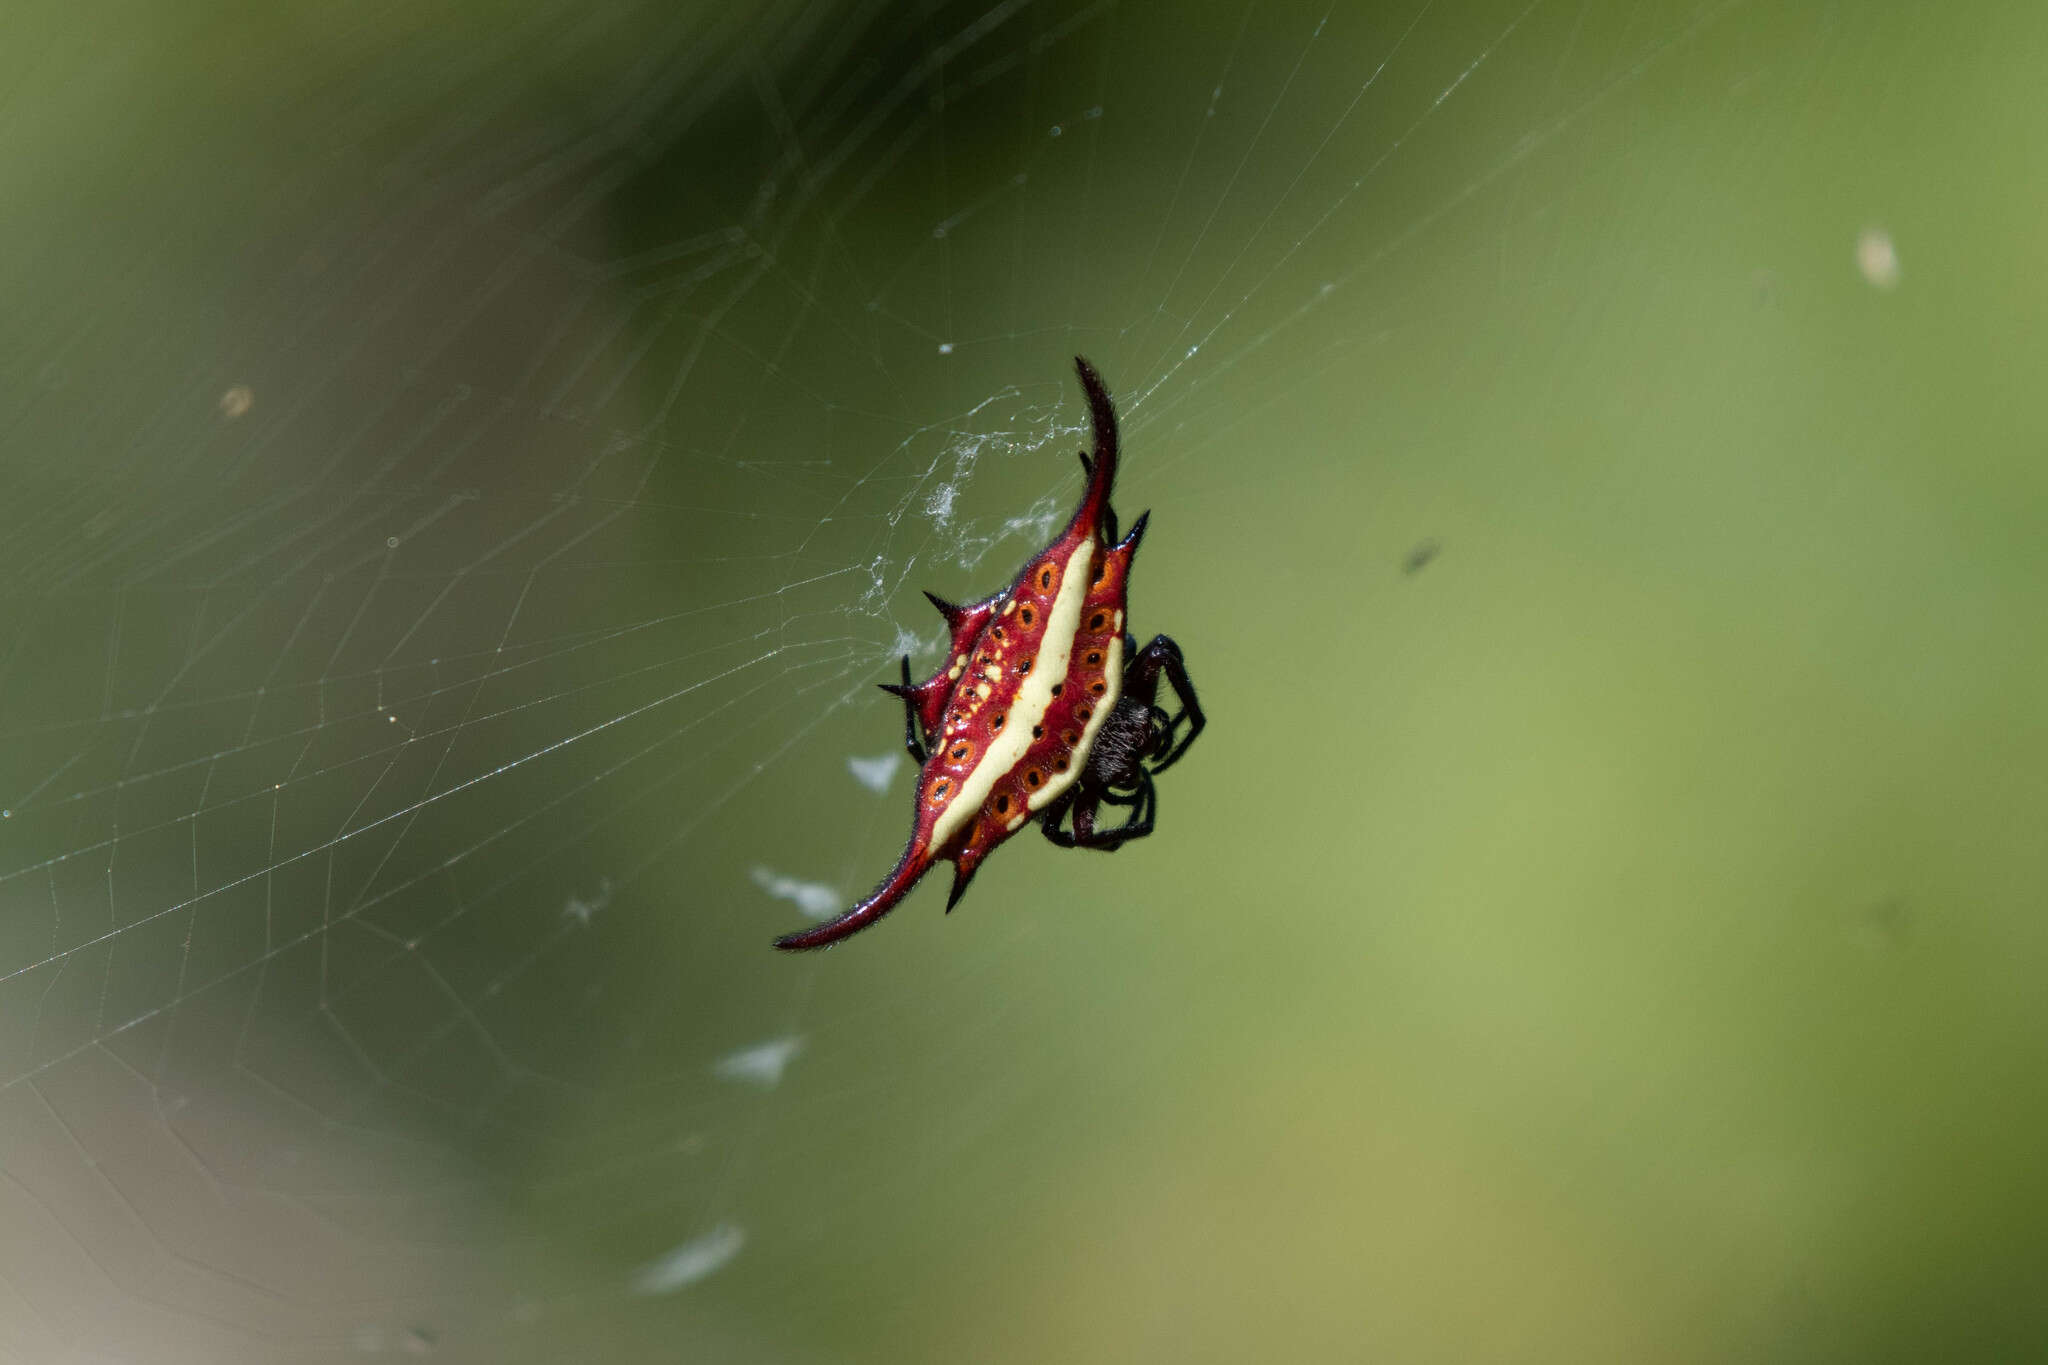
[1,1,2044,1361]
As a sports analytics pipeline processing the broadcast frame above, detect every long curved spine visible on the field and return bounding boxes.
[1070,356,1119,542]
[772,845,936,951]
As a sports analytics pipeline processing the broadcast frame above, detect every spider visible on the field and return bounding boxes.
[774,357,1204,950]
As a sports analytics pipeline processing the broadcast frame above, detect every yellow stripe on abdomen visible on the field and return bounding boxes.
[928,539,1097,851]
[1027,632,1119,813]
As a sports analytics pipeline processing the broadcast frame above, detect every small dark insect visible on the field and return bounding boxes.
[775,357,1204,950]
[1402,538,1441,576]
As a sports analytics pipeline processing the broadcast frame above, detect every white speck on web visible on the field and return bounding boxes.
[847,751,902,793]
[562,877,612,927]
[997,495,1061,550]
[750,866,839,919]
[713,1036,804,1088]
[1856,228,1900,289]
[631,1223,746,1295]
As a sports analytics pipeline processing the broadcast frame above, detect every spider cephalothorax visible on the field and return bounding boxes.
[774,357,1204,951]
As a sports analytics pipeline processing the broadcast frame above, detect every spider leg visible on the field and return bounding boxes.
[876,654,928,764]
[1039,789,1081,848]
[1124,636,1204,772]
[1152,707,1193,768]
[1092,772,1156,849]
[1046,774,1156,851]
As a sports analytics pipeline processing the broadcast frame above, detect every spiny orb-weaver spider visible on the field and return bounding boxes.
[774,357,1204,950]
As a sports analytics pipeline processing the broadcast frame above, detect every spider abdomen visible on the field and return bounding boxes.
[925,537,1128,855]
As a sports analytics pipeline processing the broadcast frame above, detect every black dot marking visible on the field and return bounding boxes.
[949,742,971,761]
[995,794,1011,815]
[1085,650,1102,666]
[1025,769,1043,788]
[1038,566,1054,590]
[1088,611,1108,631]
[1031,724,1044,738]
[1017,658,1032,675]
[991,713,1006,731]
[1019,606,1036,627]
[1075,704,1094,723]
[1062,729,1081,746]
[1050,683,1064,697]
[1054,755,1070,772]
[994,625,1007,641]
[1088,679,1107,696]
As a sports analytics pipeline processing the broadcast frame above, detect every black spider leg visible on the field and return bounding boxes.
[1097,770,1158,843]
[1123,636,1205,772]
[1040,770,1157,851]
[876,655,927,764]
[1124,631,1173,751]
[1038,790,1078,846]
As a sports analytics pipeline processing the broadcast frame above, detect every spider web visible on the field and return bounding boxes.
[5,1,2041,1361]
